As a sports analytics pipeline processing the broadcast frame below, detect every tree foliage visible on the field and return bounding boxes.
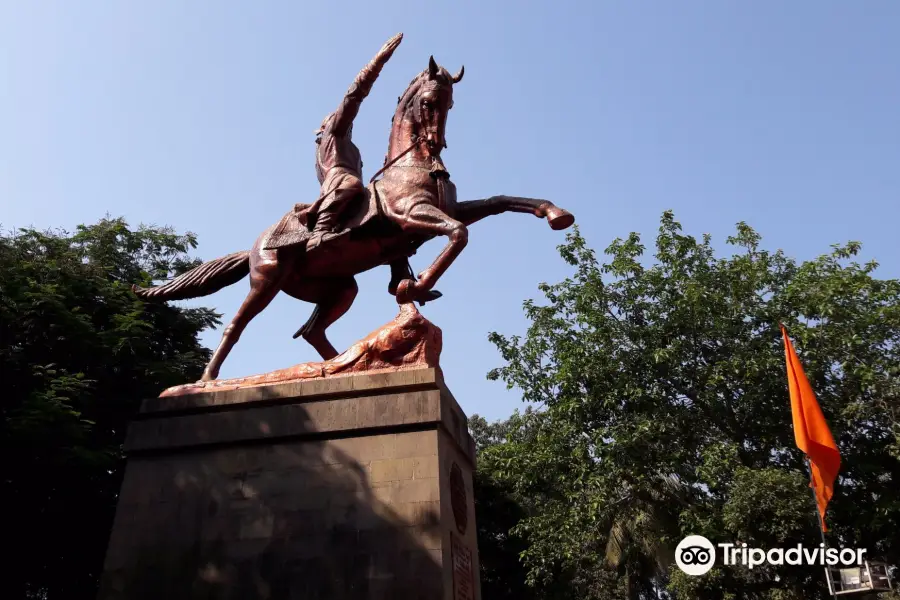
[476,212,900,599]
[0,218,219,599]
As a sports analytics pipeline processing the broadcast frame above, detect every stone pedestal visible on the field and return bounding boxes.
[97,368,481,600]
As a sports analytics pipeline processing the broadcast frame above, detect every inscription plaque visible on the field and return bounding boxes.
[451,532,475,600]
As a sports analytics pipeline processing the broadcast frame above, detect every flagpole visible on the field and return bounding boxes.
[808,458,836,597]
[806,458,828,546]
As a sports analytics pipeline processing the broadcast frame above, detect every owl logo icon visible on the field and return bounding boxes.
[675,535,716,575]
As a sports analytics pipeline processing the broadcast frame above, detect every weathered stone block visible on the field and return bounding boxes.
[97,368,480,600]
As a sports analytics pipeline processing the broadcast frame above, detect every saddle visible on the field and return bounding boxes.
[264,184,381,251]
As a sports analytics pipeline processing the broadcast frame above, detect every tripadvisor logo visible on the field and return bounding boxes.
[675,535,867,576]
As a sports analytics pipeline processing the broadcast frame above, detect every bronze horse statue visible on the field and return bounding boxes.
[133,55,575,382]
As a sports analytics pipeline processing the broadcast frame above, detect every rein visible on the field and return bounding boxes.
[305,138,422,209]
[369,137,423,184]
[370,135,452,212]
[308,135,444,220]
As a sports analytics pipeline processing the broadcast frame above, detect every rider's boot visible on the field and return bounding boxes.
[305,211,348,255]
[388,260,442,305]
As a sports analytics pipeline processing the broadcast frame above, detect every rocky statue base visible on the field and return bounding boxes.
[160,302,443,397]
[97,306,481,600]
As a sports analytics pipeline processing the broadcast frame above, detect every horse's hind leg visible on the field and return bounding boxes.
[286,277,358,360]
[202,275,281,381]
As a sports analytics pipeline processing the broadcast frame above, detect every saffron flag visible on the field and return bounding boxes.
[781,325,841,532]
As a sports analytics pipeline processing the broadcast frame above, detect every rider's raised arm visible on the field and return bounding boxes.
[331,33,403,137]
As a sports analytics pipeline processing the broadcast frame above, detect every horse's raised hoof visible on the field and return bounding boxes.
[546,206,575,230]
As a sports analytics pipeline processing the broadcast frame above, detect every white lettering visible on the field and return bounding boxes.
[767,548,784,565]
[678,538,867,574]
[718,543,734,565]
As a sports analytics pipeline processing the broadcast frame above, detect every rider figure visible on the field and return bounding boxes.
[308,33,440,302]
[307,33,398,252]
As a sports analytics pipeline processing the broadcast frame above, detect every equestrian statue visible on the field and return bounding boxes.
[133,33,575,382]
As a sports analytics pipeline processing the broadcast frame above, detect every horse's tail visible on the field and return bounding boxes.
[132,251,250,301]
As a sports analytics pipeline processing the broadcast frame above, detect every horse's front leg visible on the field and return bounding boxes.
[456,195,575,230]
[394,203,467,304]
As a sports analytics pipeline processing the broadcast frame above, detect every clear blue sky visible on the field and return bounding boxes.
[2,2,898,421]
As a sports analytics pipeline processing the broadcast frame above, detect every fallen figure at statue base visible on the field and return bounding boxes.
[158,302,442,398]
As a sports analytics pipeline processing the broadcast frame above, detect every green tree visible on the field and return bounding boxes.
[482,212,900,599]
[0,218,220,599]
[472,415,534,600]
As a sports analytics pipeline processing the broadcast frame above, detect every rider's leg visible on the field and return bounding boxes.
[307,192,341,250]
[307,183,358,252]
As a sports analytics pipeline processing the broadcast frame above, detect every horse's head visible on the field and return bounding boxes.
[390,56,464,159]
